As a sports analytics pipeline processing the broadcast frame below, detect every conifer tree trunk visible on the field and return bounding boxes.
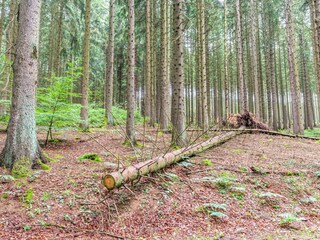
[144,0,151,121]
[0,0,18,116]
[250,0,260,119]
[0,0,4,55]
[105,0,115,125]
[159,0,169,131]
[80,0,91,130]
[300,33,314,129]
[224,0,229,119]
[54,0,64,76]
[310,0,320,122]
[171,0,187,147]
[278,36,288,129]
[197,0,208,130]
[0,0,46,173]
[236,0,246,113]
[126,0,136,144]
[285,0,304,134]
[0,0,5,115]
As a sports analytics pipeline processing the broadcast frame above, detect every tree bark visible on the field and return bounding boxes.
[171,0,187,147]
[285,0,304,134]
[250,0,260,119]
[236,0,246,113]
[0,0,46,173]
[159,0,169,131]
[0,0,18,116]
[126,0,136,144]
[80,0,91,131]
[144,0,151,122]
[105,0,115,125]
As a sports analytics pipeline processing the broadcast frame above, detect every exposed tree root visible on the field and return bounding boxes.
[226,111,269,130]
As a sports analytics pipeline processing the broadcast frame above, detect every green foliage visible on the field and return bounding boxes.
[78,153,102,162]
[23,225,31,231]
[41,191,52,202]
[304,128,320,137]
[214,173,236,190]
[36,63,82,132]
[201,159,213,166]
[24,188,34,205]
[196,202,228,219]
[315,171,320,178]
[279,213,300,226]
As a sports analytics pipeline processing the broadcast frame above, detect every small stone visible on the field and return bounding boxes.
[0,175,15,183]
[235,228,246,234]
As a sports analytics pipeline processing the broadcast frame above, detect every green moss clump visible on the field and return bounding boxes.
[37,160,51,171]
[78,153,102,162]
[201,159,213,166]
[24,188,34,205]
[12,158,32,179]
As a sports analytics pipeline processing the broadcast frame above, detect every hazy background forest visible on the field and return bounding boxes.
[0,0,320,138]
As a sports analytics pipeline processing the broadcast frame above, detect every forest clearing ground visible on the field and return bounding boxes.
[0,126,320,239]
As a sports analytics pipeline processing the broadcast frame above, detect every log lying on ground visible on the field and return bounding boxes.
[102,129,244,190]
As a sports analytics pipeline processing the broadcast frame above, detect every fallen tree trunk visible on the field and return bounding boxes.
[102,129,244,190]
[208,129,320,141]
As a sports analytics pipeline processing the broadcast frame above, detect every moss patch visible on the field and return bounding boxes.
[78,153,102,162]
[12,158,32,179]
[37,160,51,171]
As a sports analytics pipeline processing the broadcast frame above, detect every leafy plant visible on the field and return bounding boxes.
[201,159,213,166]
[23,188,34,205]
[196,202,227,219]
[23,225,31,231]
[279,213,300,226]
[214,173,236,190]
[37,62,82,144]
[41,191,52,202]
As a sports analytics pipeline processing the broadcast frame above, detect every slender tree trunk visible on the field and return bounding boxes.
[54,0,64,76]
[0,0,6,115]
[0,0,46,173]
[171,0,187,147]
[224,0,229,119]
[80,0,91,131]
[285,0,304,134]
[278,37,288,129]
[159,0,169,131]
[300,33,314,129]
[126,0,136,144]
[311,0,320,123]
[0,0,18,116]
[0,0,5,54]
[105,0,115,125]
[144,0,151,121]
[250,0,260,119]
[236,0,246,113]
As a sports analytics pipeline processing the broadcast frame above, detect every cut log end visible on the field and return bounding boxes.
[102,175,116,190]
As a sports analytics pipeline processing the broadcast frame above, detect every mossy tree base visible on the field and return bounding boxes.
[0,145,47,178]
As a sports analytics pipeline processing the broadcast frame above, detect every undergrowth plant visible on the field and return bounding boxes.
[196,202,227,219]
[37,62,82,144]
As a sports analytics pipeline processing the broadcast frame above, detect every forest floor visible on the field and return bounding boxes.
[0,126,320,240]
